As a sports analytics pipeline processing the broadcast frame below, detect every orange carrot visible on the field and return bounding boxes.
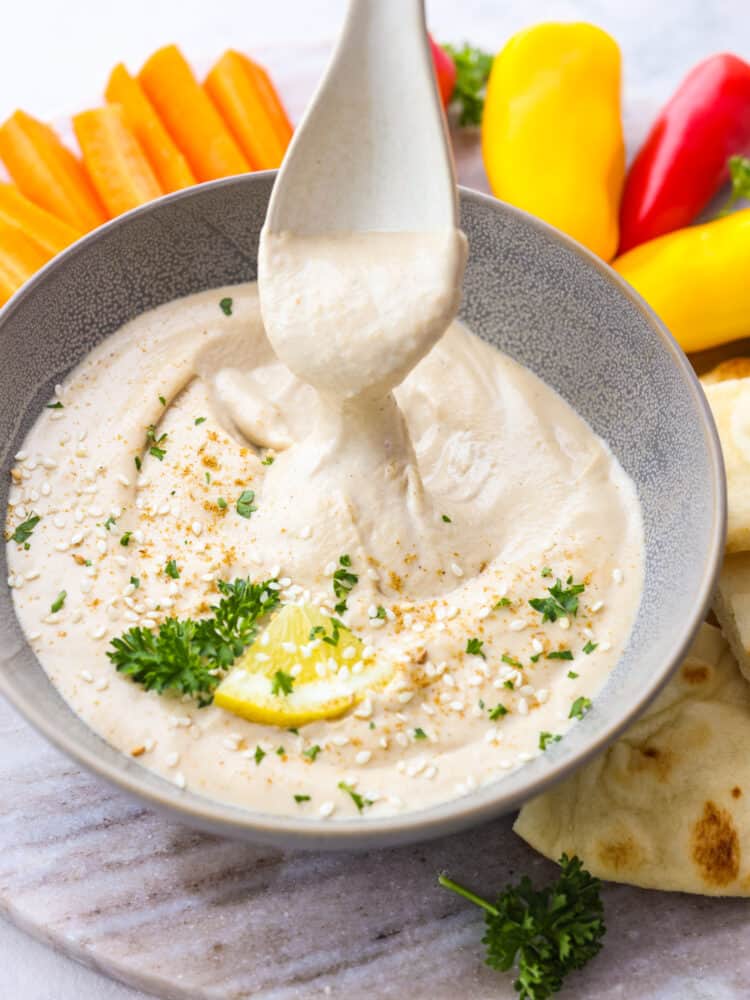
[0,182,83,257]
[105,63,195,193]
[73,106,163,217]
[205,50,292,170]
[0,219,52,306]
[0,110,107,230]
[139,45,249,182]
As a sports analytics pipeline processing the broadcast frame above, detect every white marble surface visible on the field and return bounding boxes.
[2,1,750,998]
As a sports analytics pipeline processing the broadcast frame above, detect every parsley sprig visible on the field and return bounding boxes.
[441,43,494,126]
[107,577,279,704]
[529,577,585,623]
[439,855,605,1000]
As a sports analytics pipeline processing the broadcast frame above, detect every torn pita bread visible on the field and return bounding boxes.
[714,552,750,682]
[702,377,750,552]
[514,625,750,895]
[701,357,750,386]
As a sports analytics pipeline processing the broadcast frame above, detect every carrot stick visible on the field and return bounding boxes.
[105,64,195,193]
[0,218,52,306]
[205,51,291,170]
[139,45,250,182]
[0,182,83,256]
[73,106,163,217]
[0,110,107,230]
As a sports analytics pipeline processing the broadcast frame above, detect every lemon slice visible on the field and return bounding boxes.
[214,604,393,727]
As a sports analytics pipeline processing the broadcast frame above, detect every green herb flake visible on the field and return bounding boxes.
[413,727,428,740]
[120,531,132,547]
[442,514,452,523]
[547,649,574,661]
[50,590,67,613]
[158,395,166,406]
[530,653,542,663]
[217,497,227,509]
[104,515,117,531]
[45,401,64,409]
[10,514,40,545]
[134,456,142,471]
[466,637,486,659]
[254,745,266,765]
[236,489,257,519]
[276,746,286,756]
[271,670,294,696]
[219,297,233,316]
[294,794,311,803]
[261,454,275,466]
[303,744,321,762]
[570,696,593,720]
[503,679,515,691]
[130,576,140,589]
[539,731,563,751]
[332,554,358,615]
[501,653,521,668]
[195,417,207,426]
[489,703,508,720]
[567,670,579,679]
[339,780,371,813]
[149,445,166,461]
[165,559,180,579]
[541,566,552,577]
[583,641,598,655]
[494,597,511,608]
[529,578,586,623]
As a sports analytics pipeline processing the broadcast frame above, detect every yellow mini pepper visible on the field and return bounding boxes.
[482,22,625,261]
[613,209,750,354]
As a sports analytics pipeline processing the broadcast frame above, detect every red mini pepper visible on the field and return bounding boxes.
[618,53,750,253]
[429,35,457,106]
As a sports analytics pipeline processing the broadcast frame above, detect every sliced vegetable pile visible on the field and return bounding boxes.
[0,44,294,305]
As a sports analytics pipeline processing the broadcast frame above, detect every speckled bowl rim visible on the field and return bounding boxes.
[0,176,726,849]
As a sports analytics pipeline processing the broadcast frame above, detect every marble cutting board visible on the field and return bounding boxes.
[3,39,750,1000]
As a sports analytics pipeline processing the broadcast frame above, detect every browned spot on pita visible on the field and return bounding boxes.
[732,787,742,799]
[597,837,641,872]
[681,663,710,685]
[628,745,673,782]
[691,801,740,887]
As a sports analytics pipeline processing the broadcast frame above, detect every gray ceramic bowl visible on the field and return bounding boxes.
[0,175,725,849]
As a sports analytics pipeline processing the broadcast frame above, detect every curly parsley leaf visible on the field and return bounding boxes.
[441,43,494,126]
[107,576,279,704]
[438,854,605,1000]
[529,578,585,623]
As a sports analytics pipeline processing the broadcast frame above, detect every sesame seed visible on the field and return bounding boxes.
[117,474,130,487]
[450,562,464,578]
[517,752,533,763]
[449,700,465,712]
[398,691,414,704]
[355,750,372,765]
[612,568,623,584]
[477,606,490,619]
[90,626,107,640]
[600,640,612,652]
[559,616,570,630]
[366,568,379,581]
[518,698,529,716]
[299,525,312,539]
[53,514,66,529]
[319,801,335,818]
[96,539,107,554]
[324,561,336,576]
[165,752,180,768]
[537,689,550,703]
[24,569,40,581]
[175,772,187,789]
[509,619,526,632]
[41,458,57,470]
[331,735,350,747]
[591,600,604,612]
[80,670,94,683]
[94,678,109,691]
[14,450,28,461]
[531,637,543,653]
[191,521,203,537]
[54,541,70,553]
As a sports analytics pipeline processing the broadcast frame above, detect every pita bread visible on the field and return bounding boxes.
[713,552,750,682]
[514,625,750,895]
[701,357,750,386]
[702,377,750,552]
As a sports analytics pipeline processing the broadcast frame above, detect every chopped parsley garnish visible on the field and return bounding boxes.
[338,781,372,813]
[583,641,598,655]
[107,576,280,705]
[134,456,142,471]
[413,727,428,740]
[149,445,166,461]
[294,794,311,803]
[254,745,266,765]
[217,497,227,509]
[50,590,67,613]
[529,577,585,623]
[466,637,486,659]
[158,395,166,406]
[104,515,117,531]
[261,454,275,466]
[145,423,168,462]
[546,649,573,661]
[530,653,542,663]
[442,514,452,523]
[374,605,387,620]
[567,670,579,679]
[489,703,508,720]
[539,731,562,751]
[501,653,522,668]
[219,297,233,316]
[495,597,511,608]
[503,679,515,690]
[236,489,257,519]
[303,745,322,762]
[332,554,358,614]
[195,416,207,426]
[165,559,180,579]
[205,472,211,484]
[276,746,286,756]
[287,727,299,735]
[130,576,140,589]
[120,531,132,547]
[309,617,346,646]
[10,514,40,545]
[45,401,64,409]
[541,566,552,577]
[271,670,294,696]
[438,854,605,999]
[570,696,592,720]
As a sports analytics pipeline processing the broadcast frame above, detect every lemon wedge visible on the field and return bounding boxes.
[214,604,393,727]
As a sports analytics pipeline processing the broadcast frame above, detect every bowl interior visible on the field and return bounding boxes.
[0,175,724,849]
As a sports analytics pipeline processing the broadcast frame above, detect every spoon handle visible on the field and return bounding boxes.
[265,0,458,234]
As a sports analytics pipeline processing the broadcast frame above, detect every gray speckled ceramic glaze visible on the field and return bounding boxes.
[0,175,725,850]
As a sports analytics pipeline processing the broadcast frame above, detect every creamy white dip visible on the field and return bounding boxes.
[6,267,643,820]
